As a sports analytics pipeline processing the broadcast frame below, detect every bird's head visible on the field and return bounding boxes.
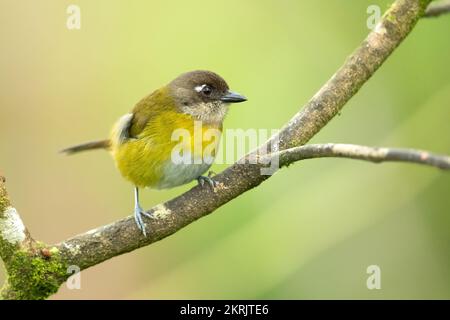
[168,70,247,123]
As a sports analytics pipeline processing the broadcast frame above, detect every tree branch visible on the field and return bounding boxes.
[0,0,440,299]
[269,144,450,170]
[424,0,450,17]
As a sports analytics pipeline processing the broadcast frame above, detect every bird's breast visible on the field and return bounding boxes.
[111,111,222,188]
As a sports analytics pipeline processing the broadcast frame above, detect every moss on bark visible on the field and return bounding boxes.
[1,247,67,300]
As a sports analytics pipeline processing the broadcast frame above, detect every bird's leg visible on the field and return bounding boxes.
[197,171,218,189]
[133,187,154,237]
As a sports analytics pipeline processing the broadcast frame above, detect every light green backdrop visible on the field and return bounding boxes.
[0,0,449,299]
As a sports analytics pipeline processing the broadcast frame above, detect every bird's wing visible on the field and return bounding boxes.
[111,92,160,144]
[128,87,172,138]
[128,106,151,138]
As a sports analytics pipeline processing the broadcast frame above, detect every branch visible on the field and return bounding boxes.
[269,144,450,170]
[0,0,438,299]
[425,0,450,17]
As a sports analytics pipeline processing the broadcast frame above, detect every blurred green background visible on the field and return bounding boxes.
[1,0,449,299]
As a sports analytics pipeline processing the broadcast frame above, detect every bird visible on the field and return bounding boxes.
[61,70,247,236]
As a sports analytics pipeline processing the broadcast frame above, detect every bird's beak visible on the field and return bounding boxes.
[220,90,247,103]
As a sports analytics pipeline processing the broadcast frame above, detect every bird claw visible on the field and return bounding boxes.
[134,205,155,237]
[197,174,218,189]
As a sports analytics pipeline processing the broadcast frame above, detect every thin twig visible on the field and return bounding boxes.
[425,0,450,17]
[268,144,450,170]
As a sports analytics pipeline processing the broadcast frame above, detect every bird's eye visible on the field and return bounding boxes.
[195,84,213,96]
[201,85,212,96]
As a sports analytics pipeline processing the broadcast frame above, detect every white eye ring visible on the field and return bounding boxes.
[195,84,207,92]
[194,84,206,92]
[195,84,213,96]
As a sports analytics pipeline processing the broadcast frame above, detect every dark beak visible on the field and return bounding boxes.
[220,90,247,103]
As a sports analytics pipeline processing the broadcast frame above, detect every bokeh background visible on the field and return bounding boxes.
[1,0,449,299]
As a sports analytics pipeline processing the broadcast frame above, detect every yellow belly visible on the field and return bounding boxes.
[110,111,221,188]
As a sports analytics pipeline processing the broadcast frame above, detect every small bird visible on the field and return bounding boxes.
[62,70,247,235]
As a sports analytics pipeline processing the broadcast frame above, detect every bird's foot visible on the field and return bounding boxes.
[197,172,218,189]
[133,204,155,237]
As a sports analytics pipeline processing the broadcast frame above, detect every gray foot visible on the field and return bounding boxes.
[197,174,218,189]
[133,204,154,237]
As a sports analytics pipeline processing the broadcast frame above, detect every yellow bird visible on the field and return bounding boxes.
[62,70,247,235]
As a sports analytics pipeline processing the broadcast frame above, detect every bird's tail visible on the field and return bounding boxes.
[60,139,111,155]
